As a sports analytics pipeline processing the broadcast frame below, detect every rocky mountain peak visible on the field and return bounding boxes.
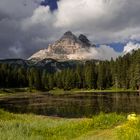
[63,31,73,36]
[29,31,96,61]
[60,31,77,41]
[79,34,91,46]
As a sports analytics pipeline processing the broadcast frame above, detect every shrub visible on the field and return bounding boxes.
[92,112,126,129]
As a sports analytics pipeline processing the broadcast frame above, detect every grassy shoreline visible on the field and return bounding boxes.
[0,109,140,140]
[0,109,125,140]
[46,88,138,95]
[0,88,138,97]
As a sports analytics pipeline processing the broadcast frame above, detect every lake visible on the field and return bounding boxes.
[0,92,140,117]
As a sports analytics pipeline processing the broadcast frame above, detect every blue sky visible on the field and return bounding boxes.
[107,43,125,52]
[40,0,58,11]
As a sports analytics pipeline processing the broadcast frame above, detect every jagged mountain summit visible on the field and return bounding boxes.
[29,31,96,61]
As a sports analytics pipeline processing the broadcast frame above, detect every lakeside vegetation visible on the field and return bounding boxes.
[0,109,140,140]
[0,109,128,140]
[0,87,138,96]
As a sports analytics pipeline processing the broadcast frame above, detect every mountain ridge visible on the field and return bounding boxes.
[29,31,96,61]
[0,58,97,73]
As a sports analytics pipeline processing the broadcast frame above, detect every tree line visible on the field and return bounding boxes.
[0,49,140,91]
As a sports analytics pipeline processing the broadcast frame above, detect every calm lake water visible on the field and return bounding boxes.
[0,92,140,117]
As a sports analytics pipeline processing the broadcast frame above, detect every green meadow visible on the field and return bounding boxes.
[0,109,139,140]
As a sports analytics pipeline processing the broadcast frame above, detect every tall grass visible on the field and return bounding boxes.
[92,112,126,129]
[116,116,140,140]
[0,109,92,140]
[0,109,126,140]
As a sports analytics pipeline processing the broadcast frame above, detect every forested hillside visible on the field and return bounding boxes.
[0,49,140,91]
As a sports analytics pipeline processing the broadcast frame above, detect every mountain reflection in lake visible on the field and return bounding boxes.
[0,92,140,118]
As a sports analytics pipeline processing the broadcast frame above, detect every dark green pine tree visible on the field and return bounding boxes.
[28,68,34,90]
[41,70,49,90]
[64,69,73,90]
[104,61,112,88]
[48,74,54,90]
[34,69,42,90]
[28,68,42,90]
[97,62,106,90]
[75,65,83,89]
[84,63,96,89]
[54,72,63,89]
[133,64,140,90]
[0,64,8,87]
[17,67,27,87]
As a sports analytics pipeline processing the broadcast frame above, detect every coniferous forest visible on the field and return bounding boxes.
[0,49,140,91]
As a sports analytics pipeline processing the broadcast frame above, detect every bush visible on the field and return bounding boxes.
[92,112,126,129]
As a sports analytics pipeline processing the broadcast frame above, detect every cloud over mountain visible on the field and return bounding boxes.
[123,42,140,54]
[66,45,121,60]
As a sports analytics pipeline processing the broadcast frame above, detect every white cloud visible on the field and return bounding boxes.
[23,6,50,28]
[68,42,140,60]
[92,45,121,60]
[55,0,123,28]
[123,42,140,54]
[0,0,140,58]
[67,45,121,60]
[24,0,140,43]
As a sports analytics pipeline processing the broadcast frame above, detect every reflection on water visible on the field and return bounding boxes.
[0,92,140,117]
